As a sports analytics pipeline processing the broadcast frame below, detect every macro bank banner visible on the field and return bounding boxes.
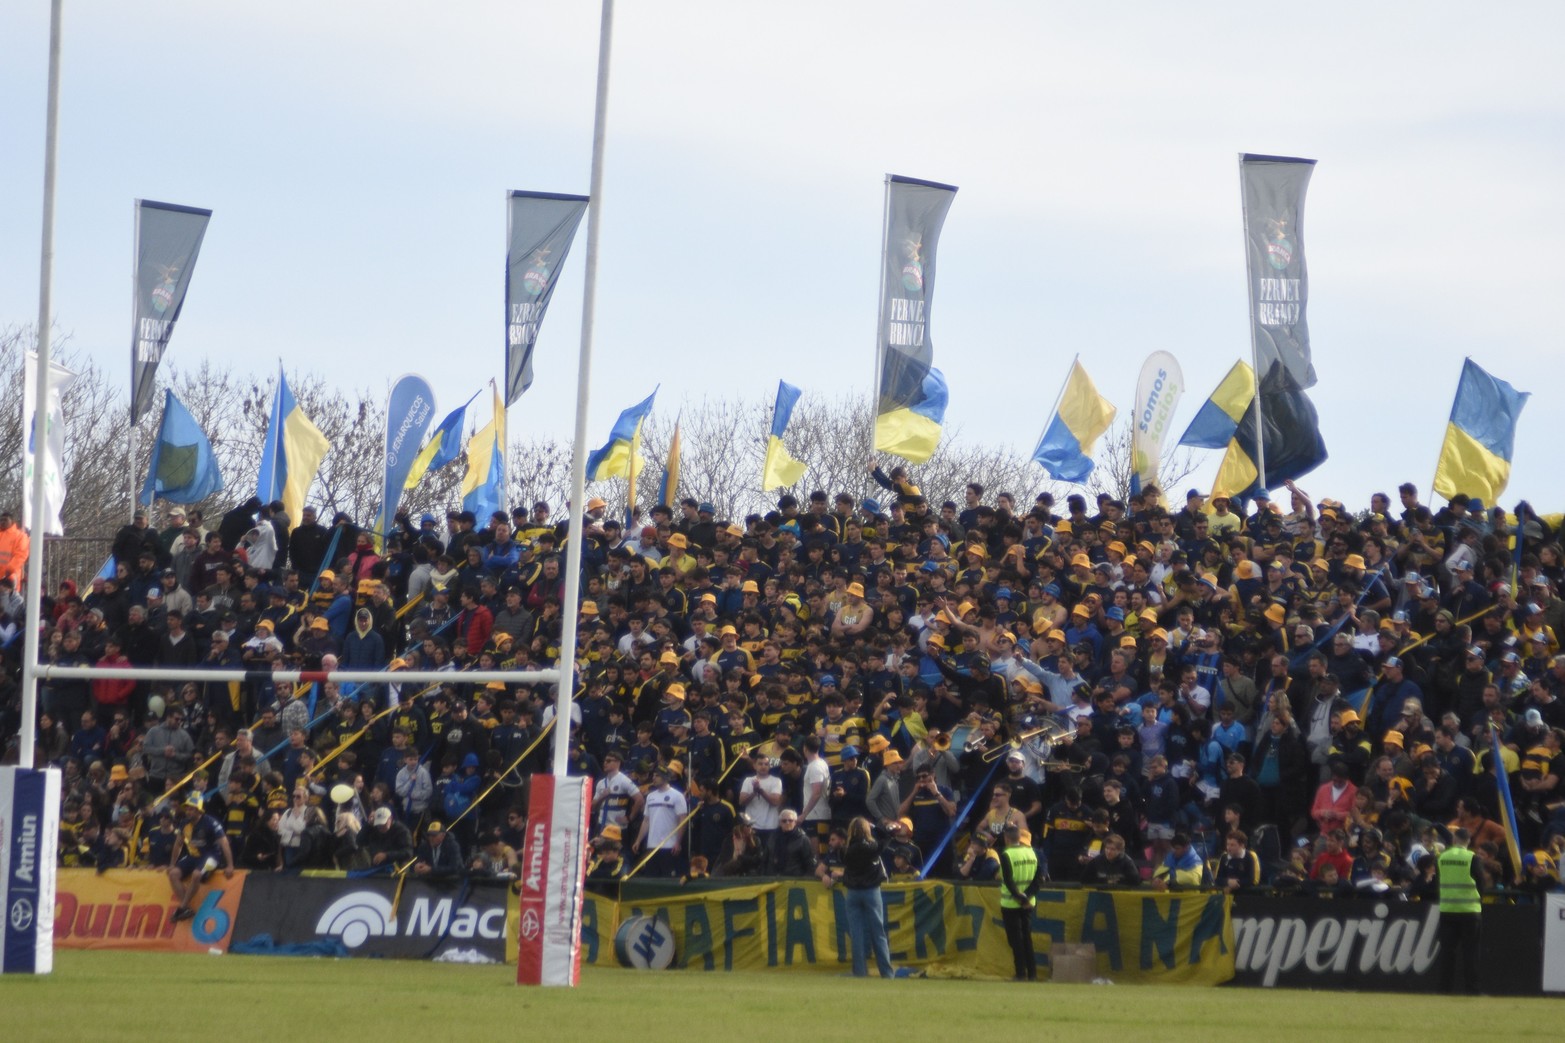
[233,873,508,962]
[53,868,245,954]
[1230,896,1541,994]
[510,881,1233,983]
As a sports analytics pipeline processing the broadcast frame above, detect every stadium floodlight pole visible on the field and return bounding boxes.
[19,0,65,770]
[552,0,616,777]
[1237,152,1267,491]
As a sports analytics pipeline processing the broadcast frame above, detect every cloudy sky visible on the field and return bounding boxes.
[2,2,1561,509]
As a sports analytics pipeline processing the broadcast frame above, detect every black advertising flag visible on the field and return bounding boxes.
[1240,155,1316,391]
[876,175,957,413]
[130,200,211,423]
[505,191,589,406]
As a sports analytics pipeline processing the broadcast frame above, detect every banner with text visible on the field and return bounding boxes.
[375,374,436,542]
[130,200,212,423]
[232,873,508,962]
[1130,351,1184,497]
[53,868,245,954]
[1240,155,1316,391]
[510,881,1232,983]
[506,192,589,406]
[1231,895,1540,994]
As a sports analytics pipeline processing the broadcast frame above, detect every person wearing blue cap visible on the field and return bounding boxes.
[828,745,871,828]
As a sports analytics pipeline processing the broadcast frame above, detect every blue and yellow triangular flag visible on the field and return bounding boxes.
[1032,359,1116,482]
[762,381,807,491]
[587,390,657,482]
[460,383,505,522]
[404,391,477,490]
[1178,360,1254,450]
[256,366,330,527]
[1433,358,1529,505]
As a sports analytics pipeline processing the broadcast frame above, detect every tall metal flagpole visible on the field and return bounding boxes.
[20,0,65,769]
[553,0,614,776]
[1238,154,1267,491]
[869,174,890,466]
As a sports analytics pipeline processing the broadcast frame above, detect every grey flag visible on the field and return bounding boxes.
[506,191,588,406]
[877,175,957,413]
[130,200,211,422]
[1240,155,1316,391]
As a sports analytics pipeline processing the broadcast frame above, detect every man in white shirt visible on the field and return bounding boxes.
[799,734,832,854]
[739,754,784,841]
[634,766,688,877]
[593,752,642,832]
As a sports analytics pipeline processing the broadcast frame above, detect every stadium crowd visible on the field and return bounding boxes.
[2,469,1563,903]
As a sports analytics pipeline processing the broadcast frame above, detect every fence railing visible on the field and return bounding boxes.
[41,535,113,595]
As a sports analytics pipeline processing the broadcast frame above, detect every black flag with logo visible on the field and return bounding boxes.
[876,175,957,413]
[130,200,211,423]
[1240,155,1316,391]
[506,191,589,406]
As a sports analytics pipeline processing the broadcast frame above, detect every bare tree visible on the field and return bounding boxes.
[1084,418,1202,504]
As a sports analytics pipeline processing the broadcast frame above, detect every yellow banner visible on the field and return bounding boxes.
[54,868,247,953]
[511,882,1233,983]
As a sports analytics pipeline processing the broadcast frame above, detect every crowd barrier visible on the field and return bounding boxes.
[52,869,1565,994]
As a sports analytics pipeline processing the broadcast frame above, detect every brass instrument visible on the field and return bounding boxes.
[981,718,1075,763]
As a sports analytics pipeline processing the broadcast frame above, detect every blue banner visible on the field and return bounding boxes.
[1,766,61,974]
[376,375,435,540]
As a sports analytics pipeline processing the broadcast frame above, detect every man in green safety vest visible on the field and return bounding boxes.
[997,822,1041,981]
[1437,827,1489,994]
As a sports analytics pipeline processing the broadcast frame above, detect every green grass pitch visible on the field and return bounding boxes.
[2,950,1558,1042]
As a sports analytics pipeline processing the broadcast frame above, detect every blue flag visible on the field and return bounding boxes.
[140,388,223,505]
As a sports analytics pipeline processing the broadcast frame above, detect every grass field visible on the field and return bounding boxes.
[2,950,1557,1042]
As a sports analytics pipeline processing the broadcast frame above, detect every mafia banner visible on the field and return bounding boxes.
[1240,155,1316,391]
[505,191,589,406]
[231,873,508,962]
[876,175,957,418]
[54,867,246,955]
[1130,351,1184,496]
[375,374,436,542]
[130,200,212,423]
[1230,895,1541,994]
[512,880,1233,983]
[1,767,61,974]
[517,774,593,986]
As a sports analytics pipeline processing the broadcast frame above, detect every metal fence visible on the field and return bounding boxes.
[41,534,113,594]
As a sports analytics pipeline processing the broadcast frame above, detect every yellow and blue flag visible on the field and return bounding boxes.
[1211,362,1327,500]
[1177,360,1254,450]
[404,390,477,490]
[1032,359,1116,482]
[141,388,223,505]
[1433,358,1529,505]
[657,419,681,507]
[587,390,657,482]
[460,384,506,523]
[256,366,330,529]
[874,368,948,465]
[1490,724,1525,878]
[762,381,808,491]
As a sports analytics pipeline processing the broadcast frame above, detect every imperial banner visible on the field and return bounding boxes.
[130,201,211,423]
[506,192,588,406]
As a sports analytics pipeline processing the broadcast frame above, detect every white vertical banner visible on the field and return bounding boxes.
[1130,351,1184,497]
[1545,894,1565,992]
[0,767,61,974]
[22,352,76,536]
[516,774,593,986]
